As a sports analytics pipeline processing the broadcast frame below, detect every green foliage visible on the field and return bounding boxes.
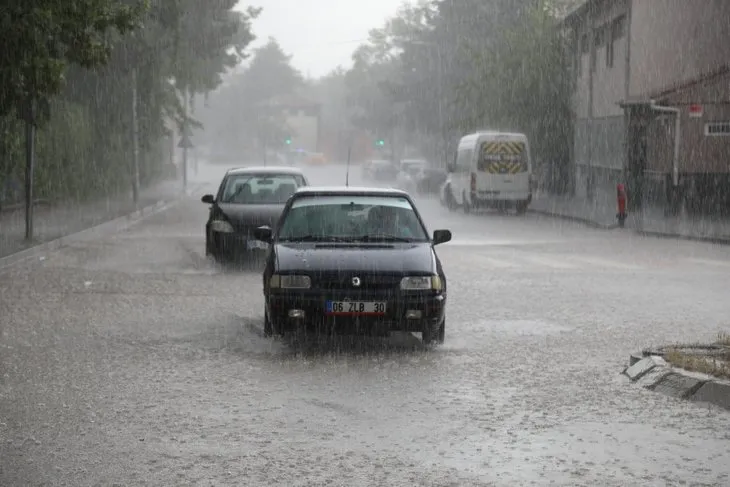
[339,0,575,188]
[0,0,259,204]
[0,0,147,122]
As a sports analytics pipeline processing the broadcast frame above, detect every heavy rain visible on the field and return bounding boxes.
[1,1,730,486]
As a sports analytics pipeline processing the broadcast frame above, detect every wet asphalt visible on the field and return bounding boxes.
[1,162,730,486]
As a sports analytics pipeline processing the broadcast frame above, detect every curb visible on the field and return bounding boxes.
[633,229,730,246]
[0,182,204,271]
[624,354,730,412]
[527,208,619,230]
[529,208,730,245]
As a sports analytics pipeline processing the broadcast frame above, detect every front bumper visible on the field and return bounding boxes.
[266,289,446,335]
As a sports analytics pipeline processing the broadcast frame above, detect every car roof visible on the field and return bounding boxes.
[225,166,305,176]
[293,186,410,197]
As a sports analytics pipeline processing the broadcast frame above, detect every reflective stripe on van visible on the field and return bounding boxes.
[477,141,528,174]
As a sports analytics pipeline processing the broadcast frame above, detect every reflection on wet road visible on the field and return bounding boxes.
[1,162,730,486]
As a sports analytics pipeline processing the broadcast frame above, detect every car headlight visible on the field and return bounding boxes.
[210,219,234,233]
[400,275,442,291]
[270,274,311,289]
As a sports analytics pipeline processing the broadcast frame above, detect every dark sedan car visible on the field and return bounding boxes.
[201,166,309,261]
[252,186,452,344]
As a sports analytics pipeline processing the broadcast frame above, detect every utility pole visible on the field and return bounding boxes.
[131,67,140,204]
[24,98,36,241]
[435,43,446,168]
[182,89,188,192]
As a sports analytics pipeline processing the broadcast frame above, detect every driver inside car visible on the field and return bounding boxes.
[367,205,414,238]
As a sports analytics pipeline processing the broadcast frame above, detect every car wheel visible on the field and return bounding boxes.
[264,309,273,337]
[436,319,445,344]
[422,321,441,346]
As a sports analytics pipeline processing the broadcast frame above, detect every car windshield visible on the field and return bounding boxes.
[220,173,304,204]
[277,195,429,242]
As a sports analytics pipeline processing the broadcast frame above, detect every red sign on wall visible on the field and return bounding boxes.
[688,104,703,118]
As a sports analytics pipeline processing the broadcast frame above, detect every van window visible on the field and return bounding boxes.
[477,141,528,174]
[456,148,473,171]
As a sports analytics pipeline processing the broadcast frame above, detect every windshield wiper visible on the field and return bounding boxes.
[280,235,353,242]
[356,235,415,242]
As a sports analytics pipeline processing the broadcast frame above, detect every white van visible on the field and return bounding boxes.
[444,131,534,214]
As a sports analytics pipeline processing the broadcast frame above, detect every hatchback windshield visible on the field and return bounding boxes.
[277,195,429,242]
[220,173,304,204]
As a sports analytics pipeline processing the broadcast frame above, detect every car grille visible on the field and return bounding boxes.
[314,273,401,291]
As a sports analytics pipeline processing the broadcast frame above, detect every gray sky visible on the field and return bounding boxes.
[238,1,403,78]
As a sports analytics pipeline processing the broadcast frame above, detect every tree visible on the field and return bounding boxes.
[0,1,260,239]
[0,0,145,121]
[338,0,574,181]
[198,38,303,157]
[0,0,146,239]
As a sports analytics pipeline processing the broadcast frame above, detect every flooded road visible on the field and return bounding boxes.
[2,162,730,486]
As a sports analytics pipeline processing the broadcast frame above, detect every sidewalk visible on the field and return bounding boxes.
[531,189,730,243]
[0,178,186,259]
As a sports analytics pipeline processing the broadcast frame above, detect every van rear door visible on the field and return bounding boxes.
[474,137,531,199]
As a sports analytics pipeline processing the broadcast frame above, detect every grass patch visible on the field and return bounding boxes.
[663,331,730,380]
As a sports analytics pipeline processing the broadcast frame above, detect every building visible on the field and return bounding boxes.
[564,0,730,211]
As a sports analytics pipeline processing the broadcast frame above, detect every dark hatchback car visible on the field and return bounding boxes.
[253,187,452,344]
[201,166,309,261]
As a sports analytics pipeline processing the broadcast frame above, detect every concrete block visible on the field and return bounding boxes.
[625,355,667,381]
[649,372,706,399]
[690,381,730,411]
[636,367,672,389]
[629,352,644,366]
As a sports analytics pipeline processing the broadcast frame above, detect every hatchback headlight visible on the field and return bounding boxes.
[270,274,311,289]
[400,275,442,291]
[210,219,234,233]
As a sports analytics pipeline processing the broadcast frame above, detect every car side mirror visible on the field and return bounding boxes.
[201,194,215,204]
[253,225,273,243]
[432,229,452,246]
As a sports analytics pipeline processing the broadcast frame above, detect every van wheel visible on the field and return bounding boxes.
[445,186,457,211]
[462,192,471,214]
[516,200,529,215]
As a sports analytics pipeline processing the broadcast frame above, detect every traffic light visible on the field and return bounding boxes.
[285,137,292,145]
[376,139,385,147]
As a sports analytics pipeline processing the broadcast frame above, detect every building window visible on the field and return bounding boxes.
[705,122,730,136]
[606,16,626,68]
[590,26,605,72]
[612,15,626,40]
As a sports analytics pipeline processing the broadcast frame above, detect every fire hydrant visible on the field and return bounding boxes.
[616,183,627,227]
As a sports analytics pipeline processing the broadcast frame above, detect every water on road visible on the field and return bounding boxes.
[1,162,730,486]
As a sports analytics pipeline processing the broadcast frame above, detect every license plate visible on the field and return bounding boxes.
[325,301,386,315]
[247,240,268,250]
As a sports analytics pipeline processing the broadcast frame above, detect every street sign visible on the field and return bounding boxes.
[178,134,194,148]
[689,104,703,118]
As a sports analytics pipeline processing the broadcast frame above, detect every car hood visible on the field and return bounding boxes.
[274,243,436,274]
[217,203,284,228]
